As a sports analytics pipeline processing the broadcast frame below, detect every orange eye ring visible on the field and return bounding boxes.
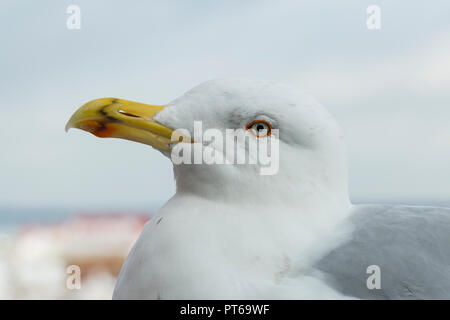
[245,120,273,138]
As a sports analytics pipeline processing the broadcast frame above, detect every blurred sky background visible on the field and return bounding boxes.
[1,0,449,213]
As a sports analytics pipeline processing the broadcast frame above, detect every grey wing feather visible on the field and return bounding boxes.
[314,204,450,299]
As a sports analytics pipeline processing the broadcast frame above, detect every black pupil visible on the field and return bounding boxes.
[256,124,265,132]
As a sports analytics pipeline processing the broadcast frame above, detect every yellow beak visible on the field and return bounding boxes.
[65,98,175,151]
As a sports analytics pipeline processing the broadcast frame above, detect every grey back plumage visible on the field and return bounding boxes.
[315,205,450,299]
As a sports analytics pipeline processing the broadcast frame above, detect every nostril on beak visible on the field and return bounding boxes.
[118,109,140,118]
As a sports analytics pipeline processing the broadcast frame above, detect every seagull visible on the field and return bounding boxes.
[66,79,450,299]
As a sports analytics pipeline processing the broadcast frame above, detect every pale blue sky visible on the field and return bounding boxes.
[1,0,449,209]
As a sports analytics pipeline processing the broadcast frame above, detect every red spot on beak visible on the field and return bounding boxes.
[79,120,116,138]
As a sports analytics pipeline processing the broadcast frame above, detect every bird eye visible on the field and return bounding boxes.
[246,120,272,138]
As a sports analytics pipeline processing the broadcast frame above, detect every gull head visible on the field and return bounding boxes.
[66,79,349,208]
